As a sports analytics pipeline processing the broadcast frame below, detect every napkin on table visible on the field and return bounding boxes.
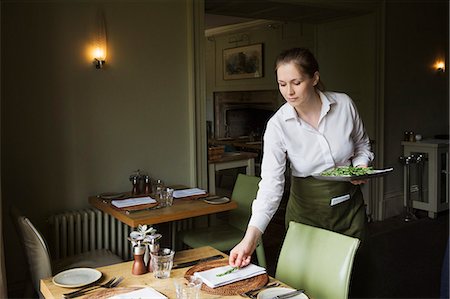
[111,197,157,208]
[194,263,266,288]
[108,287,167,299]
[173,188,207,198]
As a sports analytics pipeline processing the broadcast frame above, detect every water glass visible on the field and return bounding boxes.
[158,187,174,207]
[174,276,203,299]
[150,248,174,279]
[164,188,174,207]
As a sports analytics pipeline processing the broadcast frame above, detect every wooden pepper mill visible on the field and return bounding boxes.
[132,245,148,275]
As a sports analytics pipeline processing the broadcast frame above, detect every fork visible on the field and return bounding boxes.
[63,277,115,297]
[63,277,120,298]
[110,276,124,288]
[241,282,280,298]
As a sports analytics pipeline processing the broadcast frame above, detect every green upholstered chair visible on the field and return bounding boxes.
[178,174,266,268]
[276,221,360,299]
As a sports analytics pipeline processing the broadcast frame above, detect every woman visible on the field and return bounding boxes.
[229,47,374,268]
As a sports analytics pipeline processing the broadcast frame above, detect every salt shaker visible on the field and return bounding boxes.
[132,245,148,275]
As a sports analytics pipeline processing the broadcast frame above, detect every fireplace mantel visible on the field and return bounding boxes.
[214,90,281,139]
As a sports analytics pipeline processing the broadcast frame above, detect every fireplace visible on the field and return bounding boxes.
[214,90,282,139]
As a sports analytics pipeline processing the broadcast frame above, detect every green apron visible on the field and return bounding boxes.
[285,176,367,242]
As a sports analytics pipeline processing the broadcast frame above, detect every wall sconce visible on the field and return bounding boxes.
[93,47,106,69]
[434,60,445,73]
[92,10,107,69]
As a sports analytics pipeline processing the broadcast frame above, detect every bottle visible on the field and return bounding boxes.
[132,245,147,275]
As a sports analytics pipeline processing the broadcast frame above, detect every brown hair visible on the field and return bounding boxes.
[274,47,325,91]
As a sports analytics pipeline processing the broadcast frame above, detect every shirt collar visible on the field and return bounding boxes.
[281,90,336,122]
[319,91,335,118]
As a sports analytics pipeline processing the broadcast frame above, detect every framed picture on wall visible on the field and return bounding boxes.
[223,44,263,80]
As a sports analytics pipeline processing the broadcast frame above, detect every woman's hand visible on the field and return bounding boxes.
[350,164,369,185]
[229,226,261,268]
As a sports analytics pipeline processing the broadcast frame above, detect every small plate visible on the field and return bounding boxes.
[52,268,102,288]
[98,192,128,200]
[312,168,393,182]
[257,287,309,299]
[203,196,231,205]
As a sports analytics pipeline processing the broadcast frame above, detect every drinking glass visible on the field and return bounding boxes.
[150,248,174,279]
[164,188,174,207]
[174,275,203,299]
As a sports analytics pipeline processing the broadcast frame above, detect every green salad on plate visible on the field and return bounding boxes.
[321,166,374,177]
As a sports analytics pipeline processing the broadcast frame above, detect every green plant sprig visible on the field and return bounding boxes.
[216,267,239,277]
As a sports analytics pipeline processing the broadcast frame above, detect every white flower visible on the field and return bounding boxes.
[129,224,160,246]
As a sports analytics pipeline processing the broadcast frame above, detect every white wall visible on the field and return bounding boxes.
[1,1,196,293]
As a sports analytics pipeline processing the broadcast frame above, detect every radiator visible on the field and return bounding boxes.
[49,208,132,260]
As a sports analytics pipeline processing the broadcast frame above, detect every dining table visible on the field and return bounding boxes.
[89,192,238,248]
[40,246,293,299]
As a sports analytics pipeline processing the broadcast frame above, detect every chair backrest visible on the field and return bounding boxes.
[275,221,360,299]
[11,207,52,296]
[228,174,261,232]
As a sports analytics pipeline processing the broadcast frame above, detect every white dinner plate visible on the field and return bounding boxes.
[203,196,230,205]
[312,167,393,182]
[52,268,102,288]
[257,287,309,299]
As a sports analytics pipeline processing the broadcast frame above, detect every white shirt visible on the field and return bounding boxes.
[248,91,374,233]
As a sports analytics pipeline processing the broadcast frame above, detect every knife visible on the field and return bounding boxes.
[272,289,304,299]
[172,254,225,269]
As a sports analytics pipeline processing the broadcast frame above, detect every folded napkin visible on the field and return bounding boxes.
[194,264,266,288]
[173,188,207,198]
[111,197,157,208]
[108,287,167,299]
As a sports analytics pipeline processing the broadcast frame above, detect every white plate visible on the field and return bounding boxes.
[203,196,231,205]
[312,167,393,182]
[52,268,102,288]
[257,287,308,299]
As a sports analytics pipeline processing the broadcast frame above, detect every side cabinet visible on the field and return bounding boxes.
[402,139,449,218]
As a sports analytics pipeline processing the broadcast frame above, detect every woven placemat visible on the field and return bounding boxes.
[185,259,269,296]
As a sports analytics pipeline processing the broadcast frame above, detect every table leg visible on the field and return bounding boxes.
[171,221,176,249]
[246,158,255,176]
[208,163,216,195]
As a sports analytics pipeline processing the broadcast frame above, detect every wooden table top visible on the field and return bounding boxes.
[208,151,258,164]
[232,141,262,151]
[89,195,238,228]
[40,246,286,299]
